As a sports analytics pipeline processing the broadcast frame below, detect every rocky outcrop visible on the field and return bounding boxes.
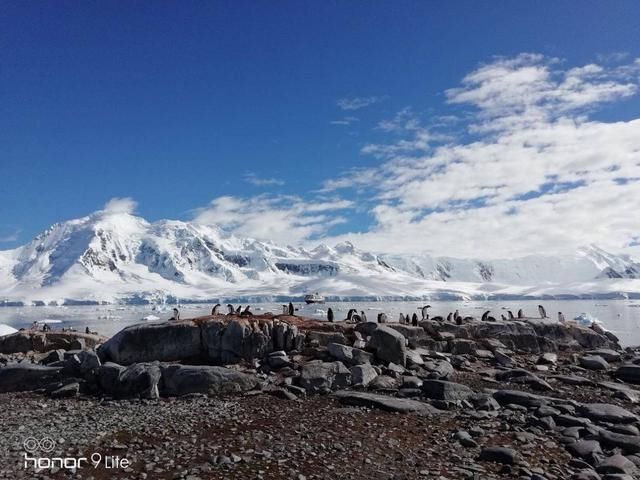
[299,360,351,393]
[0,331,106,354]
[0,363,62,393]
[333,390,442,415]
[365,325,407,366]
[98,362,161,399]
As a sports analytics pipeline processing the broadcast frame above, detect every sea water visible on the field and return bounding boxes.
[1,299,640,346]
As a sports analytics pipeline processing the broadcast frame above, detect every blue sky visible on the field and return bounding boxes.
[1,2,640,257]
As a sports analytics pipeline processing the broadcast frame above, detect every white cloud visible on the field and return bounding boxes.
[243,173,285,187]
[322,54,640,258]
[192,195,353,245]
[329,116,359,126]
[337,96,384,111]
[102,197,138,215]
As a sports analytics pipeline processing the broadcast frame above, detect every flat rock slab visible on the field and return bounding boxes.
[333,390,442,415]
[579,403,638,424]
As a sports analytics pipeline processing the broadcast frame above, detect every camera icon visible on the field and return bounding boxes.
[21,436,56,453]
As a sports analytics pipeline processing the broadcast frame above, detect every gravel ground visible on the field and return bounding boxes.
[1,390,573,480]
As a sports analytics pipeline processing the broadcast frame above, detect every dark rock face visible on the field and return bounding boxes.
[365,326,407,366]
[98,362,161,399]
[578,403,638,424]
[615,365,640,384]
[160,364,260,396]
[478,446,519,464]
[299,360,351,393]
[0,363,62,393]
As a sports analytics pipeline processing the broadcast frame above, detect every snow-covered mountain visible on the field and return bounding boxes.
[1,210,640,304]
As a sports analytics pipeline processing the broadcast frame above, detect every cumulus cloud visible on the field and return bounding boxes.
[322,54,640,258]
[102,197,138,215]
[337,96,384,111]
[192,195,353,245]
[243,173,285,187]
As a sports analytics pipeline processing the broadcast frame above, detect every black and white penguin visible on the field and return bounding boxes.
[420,305,432,320]
[377,313,387,323]
[236,305,242,315]
[327,308,334,322]
[211,304,221,315]
[446,312,453,323]
[508,311,515,320]
[351,313,362,323]
[411,313,418,326]
[501,314,507,321]
[242,305,252,316]
[347,309,357,321]
[481,310,491,322]
[360,311,367,323]
[288,302,295,315]
[169,308,180,321]
[538,305,547,319]
[227,304,234,315]
[399,313,405,323]
[517,309,524,319]
[282,305,288,314]
[558,312,566,323]
[453,310,460,322]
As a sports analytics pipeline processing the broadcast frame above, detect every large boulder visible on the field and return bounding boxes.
[299,360,351,393]
[351,364,378,387]
[327,343,372,366]
[98,362,161,399]
[160,364,260,396]
[578,403,638,424]
[422,380,474,401]
[366,326,407,366]
[0,363,62,392]
[98,321,202,365]
[615,365,640,384]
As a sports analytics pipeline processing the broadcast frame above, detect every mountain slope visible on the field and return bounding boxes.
[1,210,639,304]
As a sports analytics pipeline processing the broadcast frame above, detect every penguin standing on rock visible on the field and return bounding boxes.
[242,305,253,316]
[411,313,418,326]
[501,314,507,321]
[211,304,221,315]
[288,302,294,316]
[517,309,524,319]
[282,305,288,314]
[454,310,460,323]
[377,313,387,323]
[446,312,453,323]
[235,305,242,315]
[347,309,357,321]
[508,311,515,320]
[481,310,491,322]
[327,308,334,322]
[558,312,566,323]
[538,305,548,319]
[360,311,367,322]
[227,304,234,315]
[169,308,180,321]
[351,313,362,323]
[420,305,432,320]
[399,313,405,324]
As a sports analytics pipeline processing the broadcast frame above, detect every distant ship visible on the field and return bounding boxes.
[304,293,325,304]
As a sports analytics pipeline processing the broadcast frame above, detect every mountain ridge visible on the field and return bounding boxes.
[1,211,639,304]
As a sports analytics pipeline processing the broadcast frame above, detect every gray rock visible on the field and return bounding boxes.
[266,351,291,370]
[160,364,260,396]
[333,390,442,415]
[368,375,398,390]
[422,380,474,401]
[596,454,637,475]
[50,382,80,398]
[579,403,638,424]
[478,446,519,465]
[580,355,609,371]
[98,362,161,399]
[538,352,558,365]
[299,360,351,393]
[493,389,549,408]
[401,376,423,389]
[327,342,373,366]
[552,375,594,386]
[40,349,65,365]
[454,431,478,448]
[567,440,604,459]
[494,350,515,368]
[0,363,62,393]
[449,339,477,355]
[422,359,454,379]
[350,364,378,387]
[366,326,407,366]
[571,471,601,480]
[599,429,640,453]
[587,349,622,362]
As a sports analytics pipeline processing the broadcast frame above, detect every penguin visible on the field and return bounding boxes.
[399,313,405,324]
[558,312,566,323]
[169,308,180,321]
[377,313,387,323]
[351,313,362,323]
[538,305,547,319]
[85,326,90,334]
[501,314,507,321]
[282,305,288,315]
[481,310,491,322]
[288,302,294,316]
[517,309,524,319]
[360,311,367,323]
[420,305,432,320]
[453,310,460,322]
[235,305,242,315]
[487,314,497,322]
[211,303,221,315]
[446,312,453,323]
[431,315,444,322]
[227,304,234,315]
[508,311,515,320]
[347,309,357,321]
[411,313,418,326]
[327,308,334,322]
[241,305,252,316]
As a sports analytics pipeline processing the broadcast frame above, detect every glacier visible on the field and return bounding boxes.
[1,209,639,305]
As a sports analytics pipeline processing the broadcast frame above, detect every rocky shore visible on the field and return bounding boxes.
[2,311,640,479]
